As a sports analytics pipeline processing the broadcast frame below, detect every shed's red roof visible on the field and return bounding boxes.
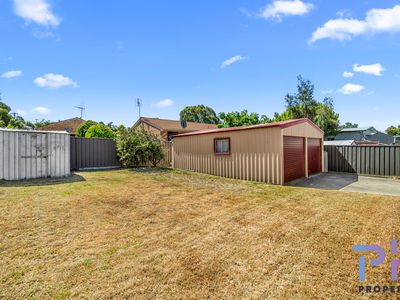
[173,118,323,138]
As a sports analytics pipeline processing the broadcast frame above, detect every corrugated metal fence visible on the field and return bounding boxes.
[70,137,172,170]
[0,129,70,180]
[161,141,172,167]
[325,145,400,177]
[70,137,121,170]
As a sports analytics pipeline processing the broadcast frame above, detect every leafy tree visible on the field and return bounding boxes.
[116,128,165,167]
[76,120,97,137]
[218,110,270,128]
[270,110,294,122]
[0,96,12,127]
[313,98,339,136]
[284,76,339,135]
[180,105,220,124]
[7,116,26,129]
[285,76,318,120]
[85,123,116,139]
[339,122,359,129]
[0,95,52,129]
[33,119,52,129]
[386,126,400,136]
[115,124,127,135]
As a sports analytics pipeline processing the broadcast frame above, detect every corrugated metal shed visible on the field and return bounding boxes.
[173,118,324,185]
[0,128,70,180]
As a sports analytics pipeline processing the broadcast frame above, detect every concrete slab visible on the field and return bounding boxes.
[289,172,400,197]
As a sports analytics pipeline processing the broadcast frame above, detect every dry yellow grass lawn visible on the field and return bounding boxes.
[1,168,399,299]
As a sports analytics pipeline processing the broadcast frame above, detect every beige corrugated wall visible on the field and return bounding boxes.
[173,127,284,184]
[281,122,322,139]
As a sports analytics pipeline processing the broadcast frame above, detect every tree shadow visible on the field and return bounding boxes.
[0,173,86,187]
[127,166,172,174]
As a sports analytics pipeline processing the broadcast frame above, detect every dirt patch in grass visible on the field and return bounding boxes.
[1,169,399,299]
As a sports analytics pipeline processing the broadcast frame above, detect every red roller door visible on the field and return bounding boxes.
[308,138,322,175]
[284,136,305,183]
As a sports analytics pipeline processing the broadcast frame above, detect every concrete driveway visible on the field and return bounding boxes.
[289,172,400,197]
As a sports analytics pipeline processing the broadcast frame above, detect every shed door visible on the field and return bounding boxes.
[307,138,321,175]
[284,136,305,183]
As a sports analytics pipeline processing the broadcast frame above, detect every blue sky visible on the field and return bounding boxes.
[1,0,400,130]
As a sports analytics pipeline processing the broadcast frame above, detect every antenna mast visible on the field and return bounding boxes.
[136,98,142,118]
[74,106,86,119]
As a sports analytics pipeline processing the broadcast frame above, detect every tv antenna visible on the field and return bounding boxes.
[74,106,86,119]
[136,98,142,118]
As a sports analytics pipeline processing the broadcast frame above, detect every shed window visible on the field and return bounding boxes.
[214,138,230,155]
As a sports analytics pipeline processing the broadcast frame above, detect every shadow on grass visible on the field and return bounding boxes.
[127,166,172,174]
[0,173,85,187]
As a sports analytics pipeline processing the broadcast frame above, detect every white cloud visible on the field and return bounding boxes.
[1,70,22,79]
[155,98,174,108]
[221,55,247,68]
[353,63,384,76]
[311,5,400,43]
[338,83,365,95]
[260,0,314,21]
[342,71,354,78]
[33,106,50,114]
[13,0,60,27]
[34,73,78,89]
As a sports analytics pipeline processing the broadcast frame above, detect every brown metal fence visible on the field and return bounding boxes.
[161,141,172,167]
[325,145,400,177]
[70,137,120,170]
[70,137,172,170]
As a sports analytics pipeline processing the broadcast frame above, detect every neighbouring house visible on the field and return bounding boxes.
[324,140,380,146]
[324,140,356,146]
[333,127,397,145]
[173,118,324,185]
[132,117,218,141]
[37,117,84,136]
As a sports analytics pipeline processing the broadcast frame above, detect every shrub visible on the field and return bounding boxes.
[85,123,116,139]
[116,129,165,167]
[76,120,97,137]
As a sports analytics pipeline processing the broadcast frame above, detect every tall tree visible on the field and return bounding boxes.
[313,98,339,136]
[284,76,339,136]
[285,76,318,120]
[179,105,219,124]
[218,110,270,128]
